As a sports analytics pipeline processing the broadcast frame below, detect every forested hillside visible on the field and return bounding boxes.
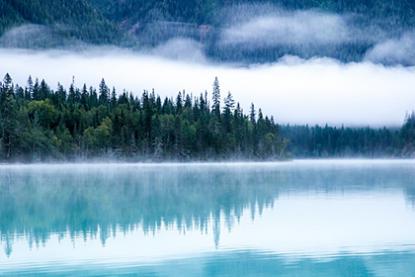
[1,0,415,62]
[0,0,119,44]
[90,0,415,27]
[89,0,415,62]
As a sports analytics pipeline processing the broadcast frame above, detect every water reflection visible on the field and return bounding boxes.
[3,250,415,277]
[1,161,415,275]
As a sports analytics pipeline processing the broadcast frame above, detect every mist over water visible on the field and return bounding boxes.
[2,161,415,275]
[1,48,415,126]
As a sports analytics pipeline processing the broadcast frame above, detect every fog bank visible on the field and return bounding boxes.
[1,48,415,126]
[220,10,354,48]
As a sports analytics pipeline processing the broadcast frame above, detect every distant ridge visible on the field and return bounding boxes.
[1,0,415,63]
[0,0,120,44]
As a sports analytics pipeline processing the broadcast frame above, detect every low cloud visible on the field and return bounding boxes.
[365,32,415,65]
[216,5,398,63]
[220,10,353,48]
[1,48,415,127]
[0,24,82,49]
[150,38,206,62]
[1,6,412,66]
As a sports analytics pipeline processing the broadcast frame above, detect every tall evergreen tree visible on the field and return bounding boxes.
[0,74,17,159]
[25,76,33,100]
[212,77,221,117]
[98,79,109,106]
[223,92,235,132]
[110,87,117,108]
[250,103,256,124]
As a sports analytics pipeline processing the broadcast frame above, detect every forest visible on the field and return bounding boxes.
[0,73,414,161]
[0,74,287,161]
[0,0,120,44]
[2,0,415,63]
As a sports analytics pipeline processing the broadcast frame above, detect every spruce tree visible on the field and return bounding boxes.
[98,79,109,105]
[81,84,89,108]
[25,76,33,100]
[0,74,17,159]
[212,77,221,117]
[110,87,117,108]
[223,92,235,132]
[250,103,256,124]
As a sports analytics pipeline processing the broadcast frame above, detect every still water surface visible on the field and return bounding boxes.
[1,160,415,276]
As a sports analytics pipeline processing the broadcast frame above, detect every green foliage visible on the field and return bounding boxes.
[89,0,415,29]
[0,0,120,44]
[281,124,402,158]
[2,0,415,61]
[0,74,286,161]
[1,73,413,161]
[90,0,415,26]
[400,112,415,156]
[0,73,17,159]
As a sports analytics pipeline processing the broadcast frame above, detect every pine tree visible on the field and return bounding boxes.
[110,87,117,108]
[25,76,33,100]
[224,92,235,112]
[56,83,66,106]
[176,91,183,114]
[98,79,109,105]
[32,79,40,100]
[212,77,221,117]
[81,84,89,108]
[223,92,235,132]
[68,82,76,104]
[250,103,256,124]
[39,79,50,100]
[0,74,17,159]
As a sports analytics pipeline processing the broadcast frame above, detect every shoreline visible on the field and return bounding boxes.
[1,158,415,168]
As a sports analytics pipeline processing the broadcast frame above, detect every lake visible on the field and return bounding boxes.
[1,160,415,276]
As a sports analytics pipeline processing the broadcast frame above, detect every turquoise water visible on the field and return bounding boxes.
[1,160,415,276]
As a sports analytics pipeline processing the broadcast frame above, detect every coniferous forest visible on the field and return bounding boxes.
[2,0,415,64]
[1,73,414,162]
[0,74,287,161]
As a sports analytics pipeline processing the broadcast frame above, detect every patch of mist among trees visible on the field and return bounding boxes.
[0,24,88,49]
[2,4,415,65]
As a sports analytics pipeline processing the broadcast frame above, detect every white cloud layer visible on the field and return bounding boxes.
[150,38,206,63]
[0,24,81,48]
[1,48,415,126]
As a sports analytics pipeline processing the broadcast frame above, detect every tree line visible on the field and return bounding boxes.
[1,73,415,161]
[280,112,415,158]
[281,125,402,158]
[0,74,286,161]
[281,113,415,158]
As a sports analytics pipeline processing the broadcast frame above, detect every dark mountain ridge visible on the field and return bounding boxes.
[0,0,120,45]
[1,0,415,63]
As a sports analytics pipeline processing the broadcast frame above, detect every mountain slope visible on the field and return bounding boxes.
[1,0,415,64]
[0,0,120,44]
[90,0,415,28]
